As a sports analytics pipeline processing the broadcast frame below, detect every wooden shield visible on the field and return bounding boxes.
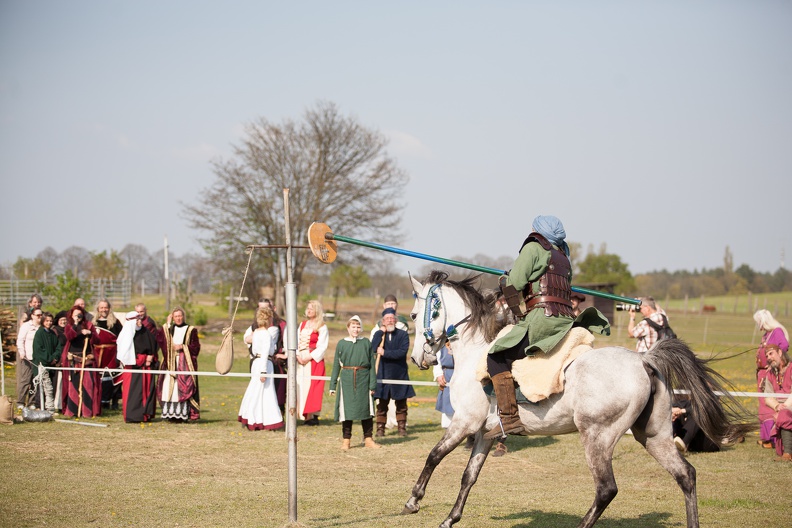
[307,222,337,264]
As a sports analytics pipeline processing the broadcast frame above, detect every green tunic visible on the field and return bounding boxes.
[329,337,377,421]
[32,326,61,376]
[489,241,610,356]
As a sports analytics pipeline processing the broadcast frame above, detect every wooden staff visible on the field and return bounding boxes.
[77,335,89,418]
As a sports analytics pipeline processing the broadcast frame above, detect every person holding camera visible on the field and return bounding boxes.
[627,296,667,352]
[60,305,101,417]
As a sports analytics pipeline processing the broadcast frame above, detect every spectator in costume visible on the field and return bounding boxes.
[760,346,792,461]
[370,294,409,430]
[73,298,93,322]
[671,397,719,454]
[15,307,41,408]
[286,300,328,425]
[52,310,69,410]
[434,347,455,429]
[244,298,288,412]
[117,311,159,423]
[32,312,59,412]
[94,299,123,410]
[238,307,284,431]
[330,315,380,450]
[372,308,414,437]
[134,303,158,337]
[60,305,101,418]
[157,307,201,422]
[753,310,789,449]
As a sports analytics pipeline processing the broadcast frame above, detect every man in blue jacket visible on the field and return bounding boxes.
[372,308,414,437]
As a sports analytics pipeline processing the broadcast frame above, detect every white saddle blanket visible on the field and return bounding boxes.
[476,326,595,403]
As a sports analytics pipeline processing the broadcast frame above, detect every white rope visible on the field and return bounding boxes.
[37,365,790,395]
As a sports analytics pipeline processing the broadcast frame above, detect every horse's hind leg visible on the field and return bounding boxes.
[439,435,496,528]
[402,427,477,515]
[640,433,699,528]
[577,428,621,528]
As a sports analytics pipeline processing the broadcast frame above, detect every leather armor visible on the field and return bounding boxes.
[503,232,575,318]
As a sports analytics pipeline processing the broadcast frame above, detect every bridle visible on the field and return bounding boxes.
[412,282,471,366]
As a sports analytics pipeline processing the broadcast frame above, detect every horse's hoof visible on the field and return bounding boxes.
[401,503,419,515]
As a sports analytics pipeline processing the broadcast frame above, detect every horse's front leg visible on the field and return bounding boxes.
[439,435,495,528]
[402,426,472,515]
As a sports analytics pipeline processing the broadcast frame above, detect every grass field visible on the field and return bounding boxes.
[1,296,790,527]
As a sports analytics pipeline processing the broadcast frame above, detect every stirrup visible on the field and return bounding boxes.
[483,419,507,440]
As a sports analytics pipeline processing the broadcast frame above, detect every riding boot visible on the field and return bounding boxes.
[376,412,387,437]
[396,410,408,437]
[484,371,526,440]
[397,420,407,437]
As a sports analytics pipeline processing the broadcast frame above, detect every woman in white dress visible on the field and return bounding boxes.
[238,307,284,431]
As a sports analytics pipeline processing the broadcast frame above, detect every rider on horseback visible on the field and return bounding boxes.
[483,215,610,440]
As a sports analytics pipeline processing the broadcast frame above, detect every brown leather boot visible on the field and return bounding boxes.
[397,420,407,437]
[341,438,351,451]
[492,441,508,457]
[396,410,408,437]
[376,407,388,438]
[483,371,526,440]
[364,437,381,449]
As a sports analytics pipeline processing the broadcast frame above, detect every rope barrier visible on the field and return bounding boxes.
[36,365,789,396]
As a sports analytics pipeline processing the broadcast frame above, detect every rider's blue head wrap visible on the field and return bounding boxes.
[532,215,570,256]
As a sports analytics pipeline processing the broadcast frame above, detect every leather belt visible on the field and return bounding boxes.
[341,365,368,386]
[526,295,573,309]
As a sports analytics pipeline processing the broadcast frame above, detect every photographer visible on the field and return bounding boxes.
[627,296,667,352]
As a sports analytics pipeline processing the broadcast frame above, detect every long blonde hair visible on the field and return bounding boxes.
[305,300,325,330]
[753,309,790,342]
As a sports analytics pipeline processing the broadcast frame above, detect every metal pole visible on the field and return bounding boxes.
[283,188,298,523]
[327,233,640,305]
[164,235,170,313]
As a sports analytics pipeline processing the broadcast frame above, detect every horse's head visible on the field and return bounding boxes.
[409,272,471,370]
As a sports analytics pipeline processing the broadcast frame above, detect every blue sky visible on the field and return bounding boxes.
[1,1,790,277]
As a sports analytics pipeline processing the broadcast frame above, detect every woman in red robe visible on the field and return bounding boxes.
[60,305,101,418]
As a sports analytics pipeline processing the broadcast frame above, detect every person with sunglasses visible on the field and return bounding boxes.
[15,308,43,408]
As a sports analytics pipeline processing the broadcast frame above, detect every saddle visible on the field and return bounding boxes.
[476,326,595,403]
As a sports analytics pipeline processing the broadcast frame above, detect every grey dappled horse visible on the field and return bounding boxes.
[403,271,752,528]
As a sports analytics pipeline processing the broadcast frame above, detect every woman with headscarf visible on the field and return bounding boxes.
[289,300,328,425]
[157,307,201,422]
[60,305,101,418]
[238,306,284,431]
[483,215,610,440]
[117,311,159,423]
[753,309,790,448]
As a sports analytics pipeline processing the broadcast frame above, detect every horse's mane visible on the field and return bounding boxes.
[424,270,508,342]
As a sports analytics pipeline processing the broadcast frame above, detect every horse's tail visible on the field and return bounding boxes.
[642,339,757,445]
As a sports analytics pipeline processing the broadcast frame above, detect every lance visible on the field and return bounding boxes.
[307,222,640,305]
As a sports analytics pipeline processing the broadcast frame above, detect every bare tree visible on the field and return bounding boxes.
[183,101,409,301]
[60,246,91,279]
[36,247,61,276]
[120,244,160,292]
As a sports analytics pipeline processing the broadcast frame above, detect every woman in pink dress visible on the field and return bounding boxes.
[753,309,789,448]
